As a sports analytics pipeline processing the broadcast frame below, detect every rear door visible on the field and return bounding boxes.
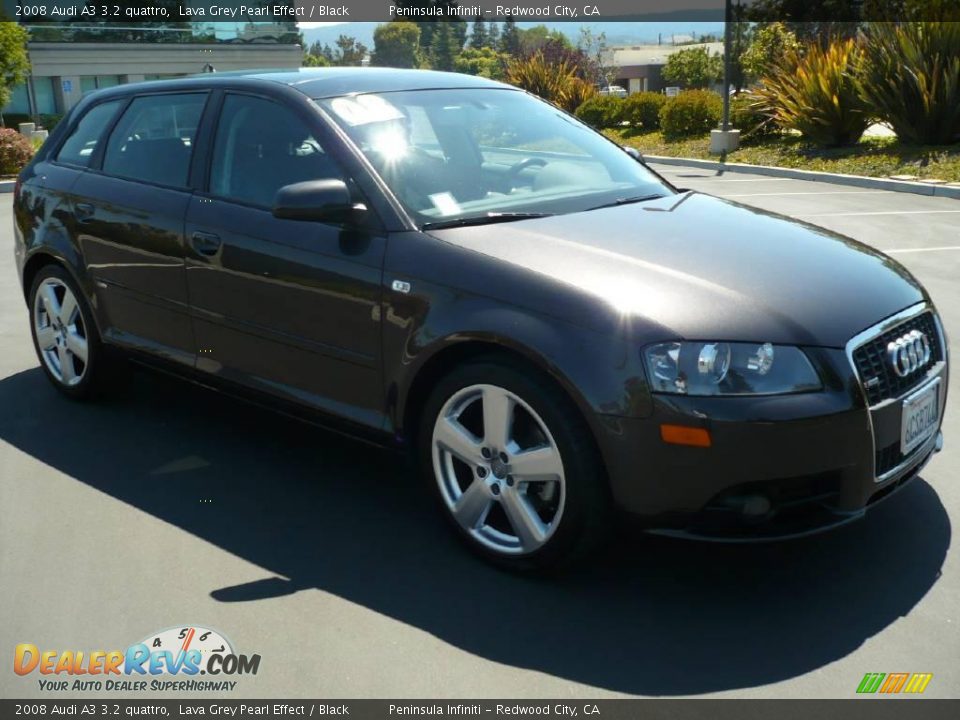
[69,92,209,366]
[183,92,387,430]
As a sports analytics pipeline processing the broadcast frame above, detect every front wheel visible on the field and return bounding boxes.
[420,360,610,571]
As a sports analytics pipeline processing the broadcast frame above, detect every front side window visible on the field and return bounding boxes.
[102,93,206,187]
[209,94,344,208]
[55,100,123,168]
[319,88,671,227]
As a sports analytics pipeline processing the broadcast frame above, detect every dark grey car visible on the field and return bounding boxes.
[13,69,948,569]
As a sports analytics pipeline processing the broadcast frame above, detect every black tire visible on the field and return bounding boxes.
[419,357,611,571]
[28,264,121,400]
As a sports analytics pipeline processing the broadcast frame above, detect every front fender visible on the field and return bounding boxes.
[382,232,654,438]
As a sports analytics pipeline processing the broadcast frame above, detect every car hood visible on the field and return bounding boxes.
[427,192,925,347]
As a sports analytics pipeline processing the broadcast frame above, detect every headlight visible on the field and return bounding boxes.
[643,341,821,396]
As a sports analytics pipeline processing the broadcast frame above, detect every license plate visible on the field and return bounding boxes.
[901,379,941,456]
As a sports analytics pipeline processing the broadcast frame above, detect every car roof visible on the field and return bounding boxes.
[90,67,515,101]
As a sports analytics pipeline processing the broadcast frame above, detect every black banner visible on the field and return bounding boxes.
[2,0,959,23]
[2,700,960,720]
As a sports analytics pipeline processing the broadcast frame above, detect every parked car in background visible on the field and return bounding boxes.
[13,69,948,570]
[598,84,628,98]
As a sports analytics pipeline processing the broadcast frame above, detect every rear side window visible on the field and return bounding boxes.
[209,94,344,208]
[55,101,123,167]
[102,94,207,188]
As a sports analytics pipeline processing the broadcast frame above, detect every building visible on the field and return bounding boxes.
[2,20,302,121]
[605,42,724,94]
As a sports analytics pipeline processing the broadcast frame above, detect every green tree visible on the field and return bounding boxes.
[454,47,508,80]
[469,16,488,50]
[0,17,30,121]
[487,22,501,49]
[499,15,521,55]
[372,21,421,69]
[431,22,459,72]
[662,47,723,89]
[334,35,368,66]
[302,53,331,68]
[741,23,800,82]
[745,0,862,40]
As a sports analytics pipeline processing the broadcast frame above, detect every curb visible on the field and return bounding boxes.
[644,155,960,200]
[0,180,14,194]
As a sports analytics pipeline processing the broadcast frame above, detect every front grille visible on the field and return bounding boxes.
[852,311,943,406]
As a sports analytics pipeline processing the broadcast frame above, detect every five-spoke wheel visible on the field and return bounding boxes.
[432,383,566,555]
[29,265,113,399]
[33,276,89,387]
[422,359,609,570]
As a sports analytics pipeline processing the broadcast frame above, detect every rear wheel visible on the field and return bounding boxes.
[420,359,610,571]
[29,265,116,400]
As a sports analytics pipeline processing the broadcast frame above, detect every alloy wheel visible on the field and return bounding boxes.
[33,277,89,387]
[432,383,566,555]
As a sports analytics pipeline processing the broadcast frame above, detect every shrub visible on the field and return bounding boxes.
[857,22,960,145]
[574,95,625,129]
[729,93,776,139]
[658,90,722,140]
[622,92,666,131]
[505,51,591,112]
[0,127,34,175]
[38,114,63,131]
[564,78,598,115]
[752,39,869,147]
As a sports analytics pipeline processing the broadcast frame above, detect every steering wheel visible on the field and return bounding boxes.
[505,157,548,186]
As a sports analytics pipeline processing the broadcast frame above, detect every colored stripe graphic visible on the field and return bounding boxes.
[857,673,885,694]
[857,672,933,694]
[903,673,934,694]
[880,673,909,693]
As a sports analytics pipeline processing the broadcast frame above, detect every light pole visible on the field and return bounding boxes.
[710,0,740,154]
[722,0,732,131]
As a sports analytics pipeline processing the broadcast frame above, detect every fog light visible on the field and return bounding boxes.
[660,424,712,448]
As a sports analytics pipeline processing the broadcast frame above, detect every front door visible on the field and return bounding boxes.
[184,93,386,430]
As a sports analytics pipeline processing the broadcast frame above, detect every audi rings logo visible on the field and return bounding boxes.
[887,330,931,378]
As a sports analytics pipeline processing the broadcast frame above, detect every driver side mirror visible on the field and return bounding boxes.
[623,146,646,164]
[272,179,364,223]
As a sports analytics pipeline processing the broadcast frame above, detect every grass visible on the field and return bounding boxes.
[605,128,960,183]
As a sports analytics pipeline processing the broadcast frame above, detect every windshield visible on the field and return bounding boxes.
[318,88,671,227]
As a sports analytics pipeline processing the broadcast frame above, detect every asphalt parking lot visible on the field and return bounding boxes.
[1,164,958,699]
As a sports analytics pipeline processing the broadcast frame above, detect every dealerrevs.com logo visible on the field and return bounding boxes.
[14,626,261,692]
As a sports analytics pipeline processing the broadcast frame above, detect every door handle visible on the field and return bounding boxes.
[190,231,222,256]
[75,202,95,221]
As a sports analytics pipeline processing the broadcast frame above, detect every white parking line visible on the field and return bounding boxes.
[797,210,960,217]
[885,246,960,254]
[719,191,884,197]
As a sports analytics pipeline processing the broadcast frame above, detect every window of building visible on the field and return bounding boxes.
[102,94,207,187]
[209,94,343,208]
[33,78,57,115]
[55,100,123,168]
[1,83,31,115]
[80,76,124,95]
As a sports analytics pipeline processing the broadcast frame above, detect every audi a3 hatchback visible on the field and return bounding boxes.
[13,69,949,569]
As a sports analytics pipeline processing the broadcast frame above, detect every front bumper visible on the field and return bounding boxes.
[595,304,949,540]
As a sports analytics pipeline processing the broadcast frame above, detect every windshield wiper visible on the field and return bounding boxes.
[421,212,554,230]
[585,193,668,212]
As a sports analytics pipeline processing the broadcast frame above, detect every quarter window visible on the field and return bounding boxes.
[55,100,123,168]
[209,94,343,208]
[102,94,207,188]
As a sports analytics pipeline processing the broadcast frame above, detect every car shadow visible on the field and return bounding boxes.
[0,366,949,695]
